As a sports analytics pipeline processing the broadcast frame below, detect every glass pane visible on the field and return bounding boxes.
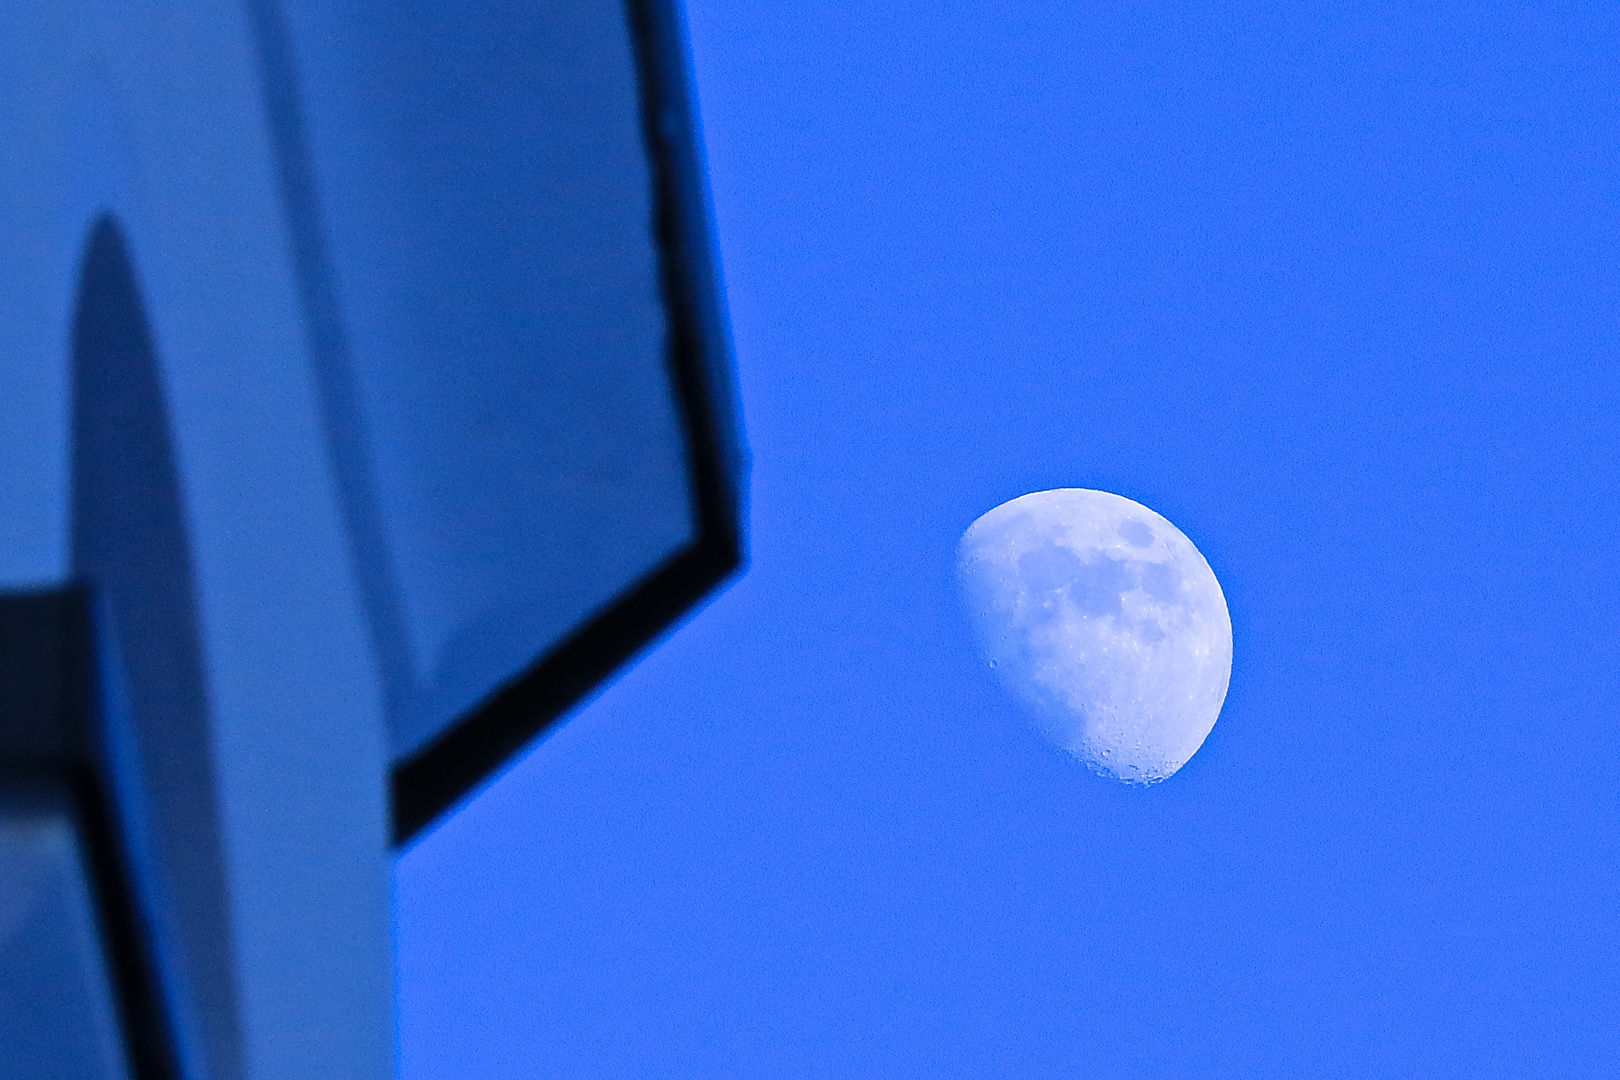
[281,0,697,760]
[0,785,132,1080]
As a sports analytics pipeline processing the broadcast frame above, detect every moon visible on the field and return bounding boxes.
[957,489,1232,783]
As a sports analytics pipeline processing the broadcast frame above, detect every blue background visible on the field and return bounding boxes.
[397,2,1620,1076]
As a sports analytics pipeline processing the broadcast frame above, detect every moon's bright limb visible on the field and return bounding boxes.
[957,489,1232,783]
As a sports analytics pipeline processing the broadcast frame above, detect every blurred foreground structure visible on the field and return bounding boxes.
[0,1,744,1076]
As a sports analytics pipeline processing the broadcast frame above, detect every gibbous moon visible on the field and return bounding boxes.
[957,489,1232,783]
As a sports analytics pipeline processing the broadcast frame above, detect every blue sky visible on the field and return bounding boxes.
[396,2,1620,1076]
